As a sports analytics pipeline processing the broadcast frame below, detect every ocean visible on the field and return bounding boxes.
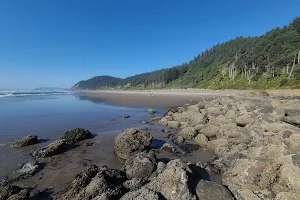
[0,89,156,180]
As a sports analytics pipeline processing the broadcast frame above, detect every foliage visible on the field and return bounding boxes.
[73,18,300,90]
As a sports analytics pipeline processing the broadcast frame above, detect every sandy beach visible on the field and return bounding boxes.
[82,88,300,108]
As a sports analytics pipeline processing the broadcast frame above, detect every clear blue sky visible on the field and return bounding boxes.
[0,0,299,89]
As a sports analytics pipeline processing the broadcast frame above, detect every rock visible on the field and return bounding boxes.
[285,109,300,116]
[275,192,300,200]
[0,185,22,200]
[187,104,200,112]
[123,115,130,118]
[259,154,300,195]
[141,120,148,124]
[123,178,145,190]
[244,144,289,161]
[62,165,127,200]
[225,110,237,120]
[179,127,197,139]
[33,139,66,158]
[193,124,205,131]
[61,128,93,144]
[173,136,185,145]
[159,117,169,126]
[179,144,200,154]
[147,109,155,115]
[199,125,219,138]
[236,114,252,126]
[284,115,300,125]
[180,122,190,128]
[263,123,286,133]
[114,129,153,160]
[207,139,228,151]
[172,110,206,126]
[84,141,94,146]
[177,107,186,113]
[120,187,160,200]
[198,101,206,109]
[11,135,38,147]
[222,159,267,191]
[167,121,181,129]
[196,180,234,200]
[160,143,176,153]
[194,134,208,147]
[7,189,29,200]
[145,159,196,200]
[149,117,162,122]
[123,151,156,179]
[229,188,262,200]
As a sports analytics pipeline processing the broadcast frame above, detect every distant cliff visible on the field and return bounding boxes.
[73,17,300,90]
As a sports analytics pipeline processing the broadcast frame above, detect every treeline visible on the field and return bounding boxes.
[72,17,300,90]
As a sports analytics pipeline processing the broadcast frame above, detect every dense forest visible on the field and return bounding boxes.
[72,18,300,90]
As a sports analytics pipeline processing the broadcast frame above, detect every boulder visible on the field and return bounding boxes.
[120,188,160,200]
[173,136,185,145]
[0,185,22,200]
[236,114,252,126]
[259,154,300,195]
[225,110,237,120]
[114,129,153,160]
[147,109,155,115]
[284,115,300,125]
[207,139,229,151]
[199,125,219,138]
[196,180,234,200]
[11,135,38,147]
[167,121,181,129]
[172,110,206,126]
[275,192,300,200]
[144,159,196,200]
[123,151,156,179]
[244,144,289,161]
[206,106,223,117]
[160,143,176,153]
[222,159,267,191]
[194,134,208,147]
[33,139,66,158]
[62,165,127,200]
[159,117,169,126]
[7,189,29,200]
[285,109,300,116]
[123,178,145,190]
[149,117,162,122]
[61,128,93,144]
[229,188,262,200]
[193,124,205,131]
[179,127,197,139]
[177,107,186,113]
[187,104,200,112]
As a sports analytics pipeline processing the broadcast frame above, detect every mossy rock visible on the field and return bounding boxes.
[61,128,92,144]
[11,135,38,147]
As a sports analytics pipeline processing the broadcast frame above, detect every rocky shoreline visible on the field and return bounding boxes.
[1,95,300,199]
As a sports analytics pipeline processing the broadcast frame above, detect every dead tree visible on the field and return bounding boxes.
[289,54,297,79]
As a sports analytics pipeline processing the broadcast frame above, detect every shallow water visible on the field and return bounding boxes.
[0,92,160,180]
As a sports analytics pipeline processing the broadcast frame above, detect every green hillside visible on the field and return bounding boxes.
[72,17,300,90]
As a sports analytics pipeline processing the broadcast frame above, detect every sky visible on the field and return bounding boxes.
[0,0,299,89]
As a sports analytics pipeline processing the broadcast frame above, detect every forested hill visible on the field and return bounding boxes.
[72,18,300,90]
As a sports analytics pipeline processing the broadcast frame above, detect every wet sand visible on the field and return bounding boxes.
[83,88,300,108]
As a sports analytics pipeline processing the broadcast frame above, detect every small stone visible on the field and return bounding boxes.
[123,115,130,118]
[160,143,176,153]
[147,109,155,115]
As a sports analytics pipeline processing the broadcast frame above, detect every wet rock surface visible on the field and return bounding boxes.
[114,128,153,160]
[61,128,93,144]
[33,139,66,158]
[11,135,38,147]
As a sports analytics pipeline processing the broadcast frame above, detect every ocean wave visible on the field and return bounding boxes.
[0,90,71,98]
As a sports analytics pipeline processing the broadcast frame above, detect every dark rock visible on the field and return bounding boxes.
[123,151,156,179]
[11,135,38,147]
[114,129,153,160]
[62,165,127,200]
[123,115,130,119]
[33,139,66,158]
[173,136,185,145]
[61,128,92,144]
[84,141,94,146]
[179,144,200,154]
[4,161,40,185]
[123,178,146,190]
[0,185,22,200]
[147,109,155,115]
[6,189,29,200]
[196,180,234,200]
